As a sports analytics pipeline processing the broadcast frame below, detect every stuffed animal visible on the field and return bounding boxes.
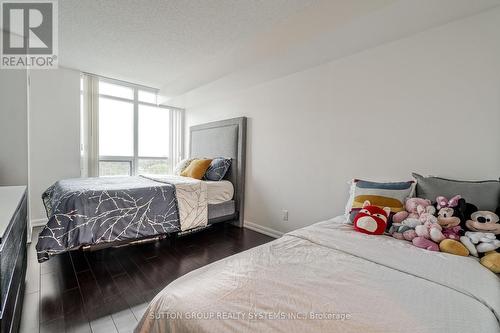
[461,231,499,255]
[412,221,442,251]
[481,252,500,273]
[435,195,462,210]
[405,196,471,254]
[390,218,420,241]
[411,196,453,251]
[459,208,500,273]
[436,195,465,240]
[418,205,438,224]
[353,200,390,235]
[390,198,436,241]
[433,197,470,256]
[393,198,434,224]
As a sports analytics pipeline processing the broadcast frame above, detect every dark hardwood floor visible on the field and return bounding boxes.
[20,223,274,333]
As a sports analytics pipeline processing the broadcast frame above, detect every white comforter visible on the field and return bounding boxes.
[135,217,500,333]
[148,175,208,231]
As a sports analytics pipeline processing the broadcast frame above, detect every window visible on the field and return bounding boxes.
[99,81,134,99]
[99,161,132,177]
[99,97,134,157]
[81,75,184,177]
[138,104,169,157]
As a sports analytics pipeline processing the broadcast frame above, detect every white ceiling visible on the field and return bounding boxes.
[59,0,317,88]
[59,0,500,105]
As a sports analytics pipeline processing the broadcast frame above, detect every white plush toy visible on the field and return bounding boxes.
[460,231,500,257]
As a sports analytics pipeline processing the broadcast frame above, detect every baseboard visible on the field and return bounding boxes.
[31,218,47,227]
[30,218,284,239]
[243,220,283,238]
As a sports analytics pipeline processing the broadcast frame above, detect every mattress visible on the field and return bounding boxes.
[205,180,234,204]
[136,216,500,333]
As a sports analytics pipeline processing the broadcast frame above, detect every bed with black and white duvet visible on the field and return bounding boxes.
[135,216,500,333]
[36,175,208,262]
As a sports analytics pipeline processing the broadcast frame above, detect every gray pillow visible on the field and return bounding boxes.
[204,158,231,181]
[412,173,500,211]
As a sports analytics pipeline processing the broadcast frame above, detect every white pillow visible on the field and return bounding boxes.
[174,158,194,175]
[344,178,415,223]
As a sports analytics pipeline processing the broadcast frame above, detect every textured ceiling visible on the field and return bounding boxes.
[59,0,317,88]
[166,0,500,107]
[59,0,500,103]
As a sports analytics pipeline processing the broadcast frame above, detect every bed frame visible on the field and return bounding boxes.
[82,117,247,251]
[189,117,247,227]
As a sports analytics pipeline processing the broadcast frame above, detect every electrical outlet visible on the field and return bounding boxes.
[282,209,289,221]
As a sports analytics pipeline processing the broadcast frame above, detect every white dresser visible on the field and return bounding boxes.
[0,186,27,333]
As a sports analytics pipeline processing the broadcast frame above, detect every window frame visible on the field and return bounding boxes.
[97,77,171,177]
[98,159,133,177]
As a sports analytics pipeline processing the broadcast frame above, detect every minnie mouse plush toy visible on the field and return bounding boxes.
[434,196,472,256]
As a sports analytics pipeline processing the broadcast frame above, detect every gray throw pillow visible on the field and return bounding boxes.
[412,173,500,211]
[204,158,231,181]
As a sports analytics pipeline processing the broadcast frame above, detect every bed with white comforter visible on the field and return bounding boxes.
[135,216,500,333]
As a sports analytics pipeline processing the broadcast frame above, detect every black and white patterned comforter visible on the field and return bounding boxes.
[36,176,207,262]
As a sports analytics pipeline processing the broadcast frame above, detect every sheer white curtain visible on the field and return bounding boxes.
[80,74,99,177]
[169,106,185,169]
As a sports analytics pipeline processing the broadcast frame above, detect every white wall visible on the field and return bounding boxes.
[29,68,81,224]
[0,70,28,186]
[184,8,500,235]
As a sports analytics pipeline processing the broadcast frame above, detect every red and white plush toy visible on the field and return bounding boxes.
[353,200,391,235]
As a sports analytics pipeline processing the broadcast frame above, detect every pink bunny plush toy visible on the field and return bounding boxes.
[413,221,443,251]
[391,198,436,242]
[392,198,434,224]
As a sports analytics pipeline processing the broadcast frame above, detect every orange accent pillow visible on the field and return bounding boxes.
[180,159,213,179]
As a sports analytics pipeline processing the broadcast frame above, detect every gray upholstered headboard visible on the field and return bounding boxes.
[189,117,246,227]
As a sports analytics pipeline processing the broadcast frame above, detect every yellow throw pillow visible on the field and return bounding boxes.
[180,159,213,179]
